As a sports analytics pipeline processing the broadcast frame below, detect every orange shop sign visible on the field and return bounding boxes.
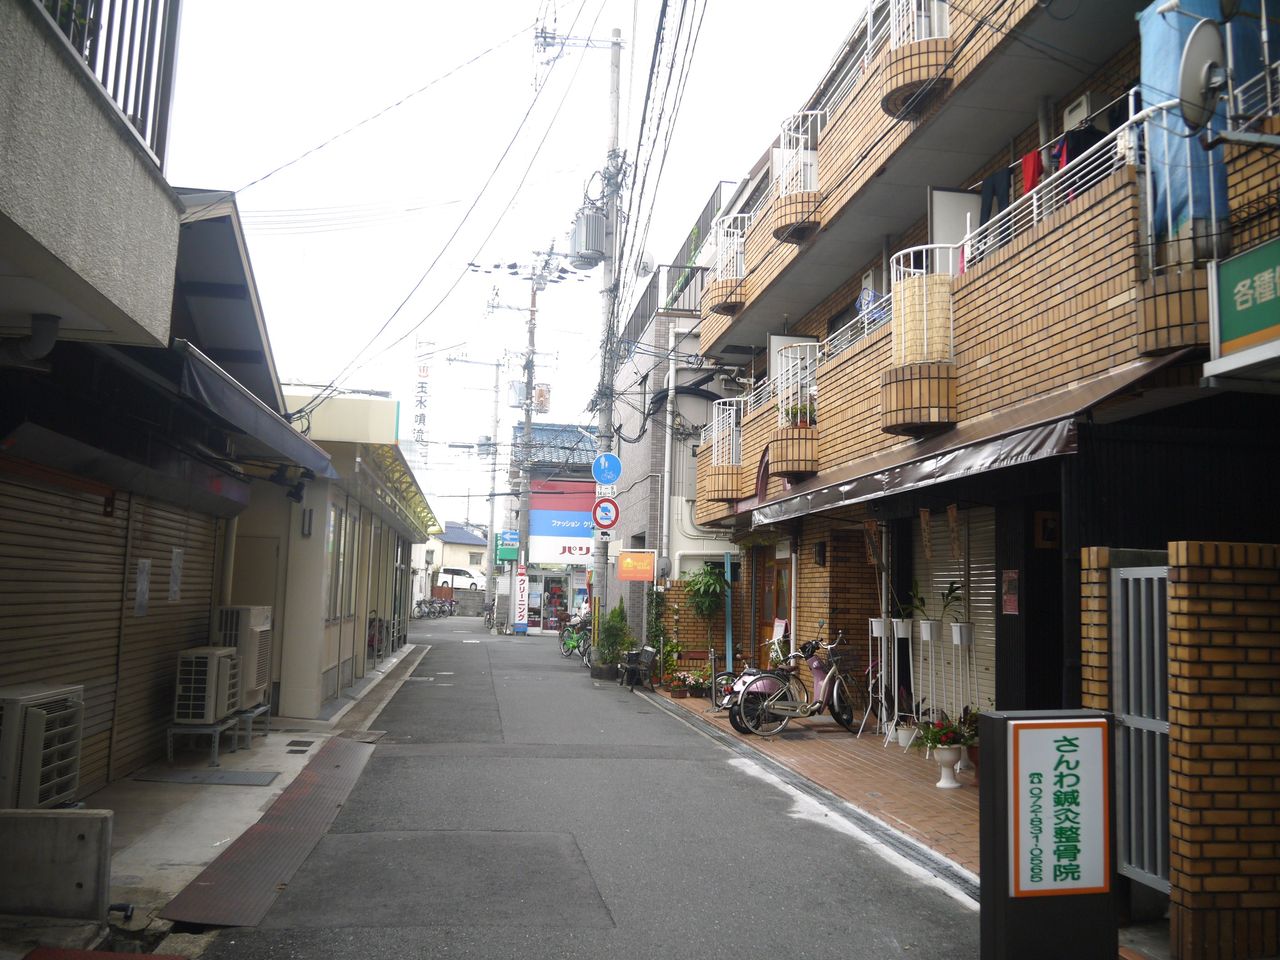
[616,549,656,582]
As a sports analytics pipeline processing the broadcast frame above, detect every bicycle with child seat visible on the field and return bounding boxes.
[712,631,807,735]
[737,622,860,736]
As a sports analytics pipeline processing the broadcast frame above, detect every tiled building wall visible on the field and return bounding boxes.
[1166,541,1280,960]
[952,168,1141,417]
[1226,116,1280,253]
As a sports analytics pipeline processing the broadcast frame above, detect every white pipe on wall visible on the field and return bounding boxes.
[661,326,693,568]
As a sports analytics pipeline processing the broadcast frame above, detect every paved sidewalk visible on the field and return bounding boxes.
[659,689,981,875]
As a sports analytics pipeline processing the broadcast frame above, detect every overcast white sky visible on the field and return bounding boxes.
[165,0,861,524]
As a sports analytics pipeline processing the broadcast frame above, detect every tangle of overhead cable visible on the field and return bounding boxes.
[181,21,533,227]
[289,0,599,423]
[616,0,706,320]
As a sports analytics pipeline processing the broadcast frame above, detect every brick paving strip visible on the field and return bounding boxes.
[646,689,981,887]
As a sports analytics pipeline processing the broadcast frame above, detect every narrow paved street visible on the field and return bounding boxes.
[203,618,978,959]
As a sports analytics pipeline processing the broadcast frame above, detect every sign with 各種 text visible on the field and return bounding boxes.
[617,549,656,582]
[1009,718,1110,897]
[1213,236,1280,359]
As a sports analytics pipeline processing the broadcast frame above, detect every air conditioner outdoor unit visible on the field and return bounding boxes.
[174,648,240,724]
[0,684,84,809]
[214,606,272,709]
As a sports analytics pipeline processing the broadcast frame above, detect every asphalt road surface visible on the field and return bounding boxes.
[203,618,979,959]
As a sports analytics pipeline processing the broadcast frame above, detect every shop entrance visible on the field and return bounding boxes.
[757,548,791,666]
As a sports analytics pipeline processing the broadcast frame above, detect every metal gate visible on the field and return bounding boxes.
[1111,565,1171,893]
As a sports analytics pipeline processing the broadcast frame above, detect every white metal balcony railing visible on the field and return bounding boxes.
[889,0,949,49]
[1233,60,1280,129]
[777,111,825,199]
[745,375,775,415]
[776,342,821,428]
[965,96,1228,274]
[890,244,959,365]
[710,397,745,466]
[813,3,893,115]
[712,213,751,281]
[820,288,893,364]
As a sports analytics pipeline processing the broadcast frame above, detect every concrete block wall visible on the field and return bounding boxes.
[0,809,111,921]
[1166,541,1280,960]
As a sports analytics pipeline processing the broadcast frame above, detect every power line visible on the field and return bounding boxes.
[290,0,602,424]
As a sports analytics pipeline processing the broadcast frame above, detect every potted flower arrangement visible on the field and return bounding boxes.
[687,667,711,698]
[667,671,694,698]
[786,400,817,427]
[957,704,981,775]
[914,714,972,789]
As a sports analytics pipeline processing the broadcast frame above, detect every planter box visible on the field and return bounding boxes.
[589,664,618,682]
[892,618,913,640]
[919,619,944,645]
[869,617,888,638]
[951,622,974,646]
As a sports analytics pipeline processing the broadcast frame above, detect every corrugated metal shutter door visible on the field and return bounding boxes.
[911,506,996,719]
[0,477,128,794]
[109,497,217,780]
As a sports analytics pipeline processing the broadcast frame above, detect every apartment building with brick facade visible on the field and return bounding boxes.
[685,2,1280,957]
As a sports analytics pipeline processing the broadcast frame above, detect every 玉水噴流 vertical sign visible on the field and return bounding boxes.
[1009,718,1110,897]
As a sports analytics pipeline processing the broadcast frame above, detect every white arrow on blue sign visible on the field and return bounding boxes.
[591,453,622,485]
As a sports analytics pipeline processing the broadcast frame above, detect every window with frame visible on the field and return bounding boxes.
[345,508,359,616]
[469,551,483,566]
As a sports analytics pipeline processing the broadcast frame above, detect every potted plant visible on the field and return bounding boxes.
[914,713,971,789]
[918,582,946,647]
[786,400,817,427]
[687,667,711,698]
[591,599,630,681]
[942,581,974,646]
[667,671,692,698]
[892,580,927,641]
[684,564,728,653]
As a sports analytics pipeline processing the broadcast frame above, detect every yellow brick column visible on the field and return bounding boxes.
[1167,541,1280,960]
[1080,546,1113,711]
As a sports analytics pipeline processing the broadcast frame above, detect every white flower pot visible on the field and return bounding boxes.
[892,618,912,640]
[951,622,974,646]
[933,745,963,789]
[896,726,915,747]
[869,617,888,638]
[919,619,943,645]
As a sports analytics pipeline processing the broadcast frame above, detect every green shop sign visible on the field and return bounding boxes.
[1215,236,1280,358]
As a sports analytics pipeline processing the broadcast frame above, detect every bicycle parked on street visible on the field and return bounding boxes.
[712,630,801,735]
[559,614,592,667]
[483,600,496,629]
[737,622,859,736]
[367,610,387,659]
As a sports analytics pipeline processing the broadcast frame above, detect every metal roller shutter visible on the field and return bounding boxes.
[109,497,217,780]
[0,477,129,795]
[910,506,996,721]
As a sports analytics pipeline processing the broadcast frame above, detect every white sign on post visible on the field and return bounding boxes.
[1008,718,1110,897]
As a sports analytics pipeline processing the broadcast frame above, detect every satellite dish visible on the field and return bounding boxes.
[1178,19,1228,132]
[1220,0,1242,20]
[637,251,655,277]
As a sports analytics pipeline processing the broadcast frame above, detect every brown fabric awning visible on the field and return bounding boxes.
[752,352,1192,527]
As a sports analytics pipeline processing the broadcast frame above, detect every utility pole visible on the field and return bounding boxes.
[593,27,623,619]
[517,275,538,579]
[444,352,508,621]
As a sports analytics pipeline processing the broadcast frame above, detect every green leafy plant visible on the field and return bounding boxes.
[785,400,817,427]
[939,581,965,622]
[648,586,681,679]
[684,564,728,650]
[597,599,631,665]
[894,579,929,620]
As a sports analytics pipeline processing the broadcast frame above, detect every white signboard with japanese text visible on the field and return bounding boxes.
[1009,718,1110,897]
[515,564,529,633]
